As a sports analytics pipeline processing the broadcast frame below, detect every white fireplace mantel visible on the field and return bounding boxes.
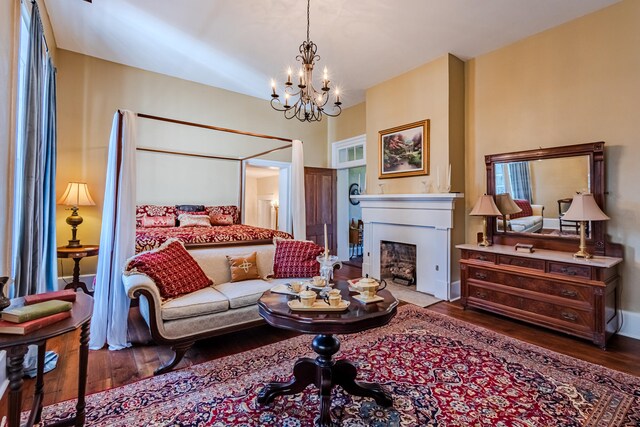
[352,193,464,301]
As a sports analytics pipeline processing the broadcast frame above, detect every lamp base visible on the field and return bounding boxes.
[573,250,592,259]
[478,239,492,247]
[66,240,82,249]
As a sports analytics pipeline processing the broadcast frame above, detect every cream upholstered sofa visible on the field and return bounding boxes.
[123,243,295,375]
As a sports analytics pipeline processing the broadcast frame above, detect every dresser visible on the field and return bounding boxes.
[457,244,622,348]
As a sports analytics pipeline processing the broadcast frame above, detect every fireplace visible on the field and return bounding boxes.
[380,241,416,285]
[353,193,464,300]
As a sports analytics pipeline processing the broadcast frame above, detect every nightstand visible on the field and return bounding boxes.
[56,245,99,294]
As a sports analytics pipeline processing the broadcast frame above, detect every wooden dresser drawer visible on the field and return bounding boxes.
[548,262,592,279]
[498,255,545,271]
[467,251,496,263]
[468,283,593,330]
[467,266,592,303]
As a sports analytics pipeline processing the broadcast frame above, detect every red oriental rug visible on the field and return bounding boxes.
[35,306,639,426]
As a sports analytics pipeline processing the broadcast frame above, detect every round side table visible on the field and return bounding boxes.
[57,245,99,295]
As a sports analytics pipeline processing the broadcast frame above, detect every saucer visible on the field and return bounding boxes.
[352,294,384,304]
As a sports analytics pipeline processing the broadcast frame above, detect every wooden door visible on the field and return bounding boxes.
[305,167,337,255]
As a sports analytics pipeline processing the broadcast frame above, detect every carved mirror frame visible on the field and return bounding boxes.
[485,142,607,256]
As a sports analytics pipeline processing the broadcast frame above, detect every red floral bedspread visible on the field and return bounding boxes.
[135,225,292,253]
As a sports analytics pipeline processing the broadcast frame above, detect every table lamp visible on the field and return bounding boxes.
[470,194,502,246]
[561,193,609,259]
[495,193,522,233]
[58,182,95,248]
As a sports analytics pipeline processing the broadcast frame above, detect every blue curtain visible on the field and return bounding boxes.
[12,2,57,297]
[508,161,532,203]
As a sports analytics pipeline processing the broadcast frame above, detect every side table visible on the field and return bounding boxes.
[0,292,93,427]
[57,245,99,295]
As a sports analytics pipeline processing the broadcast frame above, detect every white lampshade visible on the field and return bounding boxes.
[470,195,502,217]
[495,193,522,216]
[562,193,609,221]
[57,182,96,207]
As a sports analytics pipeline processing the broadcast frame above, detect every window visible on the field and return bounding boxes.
[332,135,366,169]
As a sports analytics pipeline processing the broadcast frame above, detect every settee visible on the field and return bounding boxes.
[498,200,544,233]
[123,243,300,375]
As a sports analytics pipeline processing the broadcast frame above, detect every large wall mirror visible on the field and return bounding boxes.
[486,142,607,255]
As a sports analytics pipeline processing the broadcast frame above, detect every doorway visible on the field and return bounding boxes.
[244,160,291,233]
[332,134,366,266]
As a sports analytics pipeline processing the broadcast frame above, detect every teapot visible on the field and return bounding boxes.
[353,275,387,298]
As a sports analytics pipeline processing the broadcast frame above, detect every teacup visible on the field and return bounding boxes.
[299,290,317,307]
[312,276,325,287]
[328,293,342,307]
[290,281,304,293]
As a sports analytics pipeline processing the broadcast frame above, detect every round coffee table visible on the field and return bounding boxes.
[257,280,398,427]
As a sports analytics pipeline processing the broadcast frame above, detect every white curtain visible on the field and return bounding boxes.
[90,110,137,350]
[291,139,306,240]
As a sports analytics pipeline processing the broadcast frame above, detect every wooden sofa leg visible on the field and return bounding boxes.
[155,342,193,375]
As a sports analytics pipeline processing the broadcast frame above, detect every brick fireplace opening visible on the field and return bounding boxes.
[380,241,417,286]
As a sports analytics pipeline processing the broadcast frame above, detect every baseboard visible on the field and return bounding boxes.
[449,280,461,301]
[619,309,640,340]
[57,274,96,291]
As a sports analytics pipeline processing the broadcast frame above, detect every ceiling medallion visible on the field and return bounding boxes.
[270,0,342,122]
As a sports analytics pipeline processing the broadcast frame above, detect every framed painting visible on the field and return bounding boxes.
[378,119,429,179]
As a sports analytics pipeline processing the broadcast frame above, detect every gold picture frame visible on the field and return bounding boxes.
[378,119,429,179]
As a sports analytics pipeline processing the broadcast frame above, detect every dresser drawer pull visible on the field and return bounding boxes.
[560,289,578,298]
[475,291,487,299]
[560,267,577,276]
[477,255,487,261]
[561,312,578,322]
[475,272,488,280]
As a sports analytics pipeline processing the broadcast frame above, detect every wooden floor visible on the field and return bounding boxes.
[12,263,640,414]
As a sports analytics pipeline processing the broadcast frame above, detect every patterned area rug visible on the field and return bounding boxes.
[36,306,639,426]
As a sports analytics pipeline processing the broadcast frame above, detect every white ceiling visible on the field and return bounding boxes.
[44,0,619,107]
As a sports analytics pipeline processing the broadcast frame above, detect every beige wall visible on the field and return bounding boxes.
[55,49,327,275]
[365,54,465,195]
[327,102,366,143]
[466,0,640,312]
[529,157,590,218]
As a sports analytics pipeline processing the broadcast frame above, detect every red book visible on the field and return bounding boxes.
[0,311,71,335]
[23,289,76,305]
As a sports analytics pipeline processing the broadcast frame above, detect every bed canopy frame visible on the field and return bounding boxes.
[119,111,300,218]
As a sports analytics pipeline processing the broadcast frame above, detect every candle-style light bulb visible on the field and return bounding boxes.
[284,93,290,107]
[323,67,328,80]
[335,88,341,104]
[271,79,276,95]
[298,69,304,86]
[286,67,292,84]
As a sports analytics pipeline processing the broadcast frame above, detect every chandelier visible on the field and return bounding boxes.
[270,0,342,122]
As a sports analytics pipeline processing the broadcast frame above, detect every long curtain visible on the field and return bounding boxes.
[291,139,306,240]
[89,110,137,351]
[508,161,532,203]
[12,2,57,297]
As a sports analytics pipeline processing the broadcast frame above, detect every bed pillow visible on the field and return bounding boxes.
[227,252,261,282]
[141,215,175,228]
[136,205,177,227]
[178,213,211,227]
[206,205,240,225]
[124,238,213,299]
[175,204,205,212]
[210,213,234,226]
[510,199,533,219]
[273,240,324,278]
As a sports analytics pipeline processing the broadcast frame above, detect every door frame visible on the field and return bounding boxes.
[331,134,366,261]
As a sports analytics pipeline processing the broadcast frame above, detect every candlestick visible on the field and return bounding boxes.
[271,79,276,95]
[447,163,451,191]
[286,67,292,85]
[324,223,328,259]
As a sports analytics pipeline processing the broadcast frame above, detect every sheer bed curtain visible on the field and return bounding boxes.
[90,110,137,351]
[12,1,57,297]
[291,139,306,240]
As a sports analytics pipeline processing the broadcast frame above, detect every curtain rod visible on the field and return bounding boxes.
[135,112,296,143]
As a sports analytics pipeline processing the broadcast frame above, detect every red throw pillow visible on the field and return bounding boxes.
[510,199,533,219]
[125,239,212,299]
[141,215,175,228]
[210,213,234,226]
[273,240,324,278]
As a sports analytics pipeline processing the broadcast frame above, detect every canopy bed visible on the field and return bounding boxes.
[90,110,306,351]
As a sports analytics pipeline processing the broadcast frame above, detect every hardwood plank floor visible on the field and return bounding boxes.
[15,263,640,413]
